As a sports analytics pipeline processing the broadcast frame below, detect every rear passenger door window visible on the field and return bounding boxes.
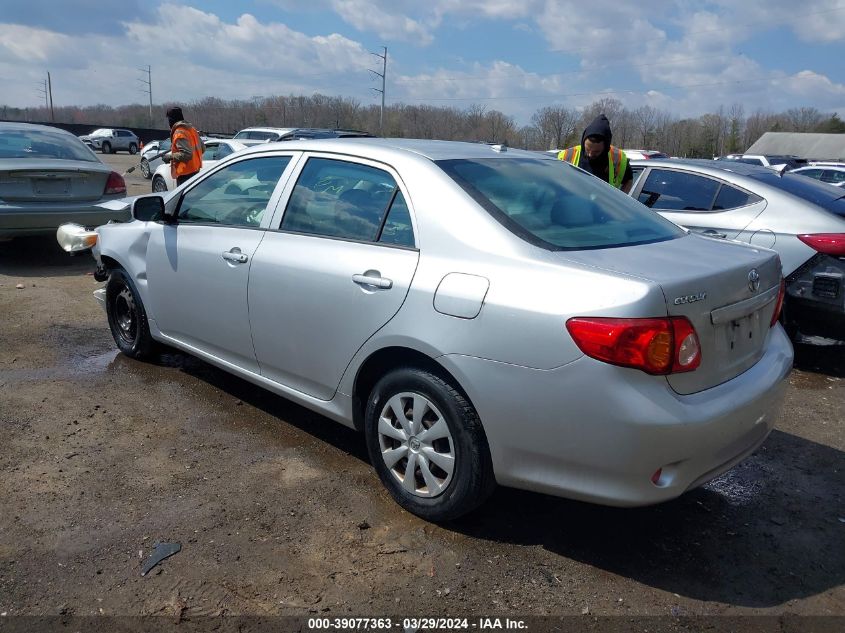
[712,185,761,210]
[281,157,412,245]
[637,170,719,211]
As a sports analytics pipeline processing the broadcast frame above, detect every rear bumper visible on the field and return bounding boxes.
[439,324,793,507]
[786,253,845,341]
[0,203,130,237]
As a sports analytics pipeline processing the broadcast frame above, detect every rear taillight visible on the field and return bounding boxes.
[797,233,845,257]
[566,316,701,375]
[104,171,126,196]
[771,278,785,327]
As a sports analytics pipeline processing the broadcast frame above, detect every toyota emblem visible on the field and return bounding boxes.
[748,269,761,293]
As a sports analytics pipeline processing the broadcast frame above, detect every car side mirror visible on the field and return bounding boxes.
[132,196,165,222]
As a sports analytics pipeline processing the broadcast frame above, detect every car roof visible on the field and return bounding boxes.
[795,165,845,171]
[235,137,550,162]
[630,157,775,177]
[0,121,78,137]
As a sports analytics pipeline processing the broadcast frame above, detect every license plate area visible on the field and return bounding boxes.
[716,307,765,356]
[33,178,71,195]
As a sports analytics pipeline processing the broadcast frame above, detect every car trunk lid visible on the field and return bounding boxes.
[555,234,783,394]
[0,159,110,202]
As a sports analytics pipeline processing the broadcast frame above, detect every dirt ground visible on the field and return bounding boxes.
[1,153,843,623]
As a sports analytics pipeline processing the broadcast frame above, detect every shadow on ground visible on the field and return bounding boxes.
[793,342,845,377]
[0,236,94,278]
[121,345,845,609]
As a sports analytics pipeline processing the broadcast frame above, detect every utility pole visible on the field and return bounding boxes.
[47,71,54,121]
[35,79,48,119]
[138,65,153,127]
[369,46,387,136]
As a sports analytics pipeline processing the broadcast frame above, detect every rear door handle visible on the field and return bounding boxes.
[222,248,248,264]
[701,230,727,239]
[352,273,392,289]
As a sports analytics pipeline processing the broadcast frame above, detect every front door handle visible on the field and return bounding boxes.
[352,273,392,289]
[701,229,727,239]
[222,248,248,264]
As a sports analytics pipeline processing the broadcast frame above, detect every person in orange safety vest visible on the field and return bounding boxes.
[161,106,204,187]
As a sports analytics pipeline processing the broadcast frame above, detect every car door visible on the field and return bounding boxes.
[145,153,297,372]
[248,154,419,400]
[634,167,766,240]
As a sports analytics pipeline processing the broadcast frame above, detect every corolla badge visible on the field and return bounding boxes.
[748,269,761,293]
[673,292,707,305]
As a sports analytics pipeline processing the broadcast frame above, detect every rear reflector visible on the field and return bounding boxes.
[797,234,845,257]
[104,171,126,196]
[771,279,785,327]
[566,316,701,375]
[651,468,663,485]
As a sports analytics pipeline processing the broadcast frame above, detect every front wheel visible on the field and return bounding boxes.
[129,143,138,155]
[364,367,495,522]
[105,268,156,359]
[101,141,112,154]
[151,175,168,192]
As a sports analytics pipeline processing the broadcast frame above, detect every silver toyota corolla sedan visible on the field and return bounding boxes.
[630,159,845,343]
[57,139,793,521]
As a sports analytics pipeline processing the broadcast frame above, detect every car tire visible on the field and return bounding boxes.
[151,175,168,193]
[364,367,495,522]
[129,143,138,155]
[101,142,112,154]
[105,268,156,360]
[139,159,151,179]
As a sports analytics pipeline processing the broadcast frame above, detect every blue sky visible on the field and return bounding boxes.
[1,0,843,124]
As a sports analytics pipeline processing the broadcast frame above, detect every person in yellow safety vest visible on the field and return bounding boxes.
[161,106,204,187]
[558,114,633,193]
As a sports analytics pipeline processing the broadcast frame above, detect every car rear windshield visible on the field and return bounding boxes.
[751,171,845,217]
[436,157,684,250]
[0,128,98,162]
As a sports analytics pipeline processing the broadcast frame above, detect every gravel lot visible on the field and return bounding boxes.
[1,152,843,622]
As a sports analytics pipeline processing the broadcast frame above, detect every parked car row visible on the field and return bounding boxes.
[629,159,845,342]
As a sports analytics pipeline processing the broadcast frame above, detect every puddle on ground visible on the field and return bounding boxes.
[0,348,121,385]
[703,457,768,506]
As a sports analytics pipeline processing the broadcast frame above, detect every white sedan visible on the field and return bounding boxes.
[151,139,259,192]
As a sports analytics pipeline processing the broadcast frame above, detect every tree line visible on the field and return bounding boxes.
[3,95,843,157]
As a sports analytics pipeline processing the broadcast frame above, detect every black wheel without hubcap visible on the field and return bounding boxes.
[105,268,155,359]
[151,175,168,192]
[364,367,495,522]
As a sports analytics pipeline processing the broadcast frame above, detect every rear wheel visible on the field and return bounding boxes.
[105,268,155,359]
[101,141,112,154]
[129,143,138,155]
[364,367,495,522]
[152,175,168,192]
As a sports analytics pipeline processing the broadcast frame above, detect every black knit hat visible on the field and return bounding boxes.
[165,106,184,125]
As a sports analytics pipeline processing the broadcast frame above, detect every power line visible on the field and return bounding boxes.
[400,75,791,103]
[393,52,753,84]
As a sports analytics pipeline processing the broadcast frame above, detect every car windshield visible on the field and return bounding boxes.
[0,128,98,162]
[89,129,110,136]
[750,171,845,217]
[437,157,684,250]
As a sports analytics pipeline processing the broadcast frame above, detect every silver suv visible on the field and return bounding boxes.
[79,128,140,154]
